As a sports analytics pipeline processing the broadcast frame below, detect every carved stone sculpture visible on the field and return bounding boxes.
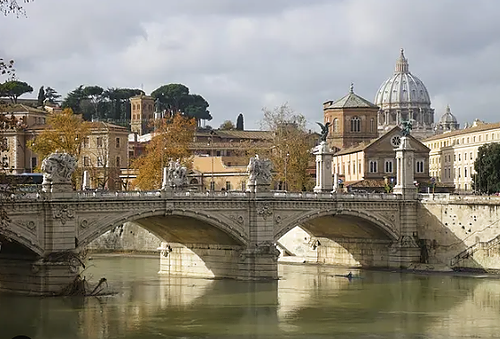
[42,152,77,185]
[165,159,188,188]
[247,155,272,185]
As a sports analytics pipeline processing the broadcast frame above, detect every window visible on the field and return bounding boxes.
[465,153,467,160]
[416,160,424,173]
[385,160,393,173]
[84,137,90,148]
[225,181,231,191]
[369,160,377,173]
[458,153,461,161]
[470,152,473,160]
[97,156,104,167]
[115,137,120,148]
[350,116,361,132]
[116,156,121,168]
[464,167,467,178]
[370,118,375,133]
[84,156,90,166]
[97,137,103,148]
[333,118,339,132]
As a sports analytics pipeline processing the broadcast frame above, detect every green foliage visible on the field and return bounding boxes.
[44,86,61,104]
[236,113,244,131]
[37,85,45,105]
[219,120,235,130]
[63,85,143,122]
[0,80,33,103]
[151,83,212,122]
[473,142,500,194]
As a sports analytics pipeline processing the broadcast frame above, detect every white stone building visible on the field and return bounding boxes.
[423,120,500,192]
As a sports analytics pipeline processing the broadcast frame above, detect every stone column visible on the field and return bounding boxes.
[313,141,333,193]
[161,167,171,191]
[238,202,280,280]
[391,135,420,268]
[393,136,416,199]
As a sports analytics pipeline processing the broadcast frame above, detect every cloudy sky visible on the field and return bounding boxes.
[1,0,500,130]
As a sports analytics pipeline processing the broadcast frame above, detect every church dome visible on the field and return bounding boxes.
[374,49,431,107]
[439,105,457,124]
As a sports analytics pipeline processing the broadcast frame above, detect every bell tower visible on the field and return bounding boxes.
[323,84,379,151]
[130,95,155,136]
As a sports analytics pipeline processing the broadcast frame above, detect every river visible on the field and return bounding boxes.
[1,256,500,339]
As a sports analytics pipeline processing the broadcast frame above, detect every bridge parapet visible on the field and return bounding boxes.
[10,190,405,202]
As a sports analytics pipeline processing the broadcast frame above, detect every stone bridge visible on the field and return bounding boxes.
[0,190,421,295]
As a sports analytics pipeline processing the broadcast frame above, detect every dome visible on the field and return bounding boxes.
[439,105,457,124]
[374,49,431,107]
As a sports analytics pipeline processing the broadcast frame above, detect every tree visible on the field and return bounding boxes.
[219,120,235,130]
[0,58,15,81]
[260,103,314,191]
[236,113,244,131]
[44,86,61,104]
[103,87,143,121]
[151,83,212,123]
[132,114,196,190]
[28,108,91,162]
[0,80,33,103]
[62,85,85,114]
[473,142,500,194]
[0,0,31,16]
[83,85,104,119]
[37,85,45,106]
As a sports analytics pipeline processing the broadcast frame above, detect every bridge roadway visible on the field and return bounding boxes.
[0,190,421,295]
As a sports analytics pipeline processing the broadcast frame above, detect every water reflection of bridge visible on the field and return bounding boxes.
[3,257,498,339]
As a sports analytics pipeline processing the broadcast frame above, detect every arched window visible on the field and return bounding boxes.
[333,118,339,133]
[350,116,361,132]
[370,118,375,132]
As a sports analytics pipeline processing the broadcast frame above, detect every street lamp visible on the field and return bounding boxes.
[208,133,215,191]
[284,152,289,191]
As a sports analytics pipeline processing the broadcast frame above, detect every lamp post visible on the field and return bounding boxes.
[284,152,289,191]
[208,134,214,191]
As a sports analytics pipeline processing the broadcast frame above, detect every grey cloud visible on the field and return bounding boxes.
[1,0,500,130]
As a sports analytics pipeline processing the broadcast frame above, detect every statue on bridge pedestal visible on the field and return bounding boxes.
[41,152,77,193]
[246,155,273,193]
[163,159,188,189]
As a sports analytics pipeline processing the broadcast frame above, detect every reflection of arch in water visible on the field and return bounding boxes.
[277,269,480,336]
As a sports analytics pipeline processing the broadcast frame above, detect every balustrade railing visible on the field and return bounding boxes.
[7,189,404,202]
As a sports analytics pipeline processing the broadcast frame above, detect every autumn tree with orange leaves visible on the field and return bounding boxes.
[28,108,91,162]
[133,114,197,190]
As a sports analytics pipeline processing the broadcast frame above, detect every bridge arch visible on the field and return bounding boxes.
[274,208,399,243]
[0,224,43,257]
[78,208,248,250]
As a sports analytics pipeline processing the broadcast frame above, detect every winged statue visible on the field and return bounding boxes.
[316,122,331,142]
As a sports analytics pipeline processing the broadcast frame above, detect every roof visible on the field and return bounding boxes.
[325,84,379,109]
[423,121,500,142]
[211,130,273,140]
[335,127,398,155]
[0,103,47,114]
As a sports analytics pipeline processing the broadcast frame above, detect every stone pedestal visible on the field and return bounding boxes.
[246,182,271,193]
[393,136,416,198]
[313,141,333,193]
